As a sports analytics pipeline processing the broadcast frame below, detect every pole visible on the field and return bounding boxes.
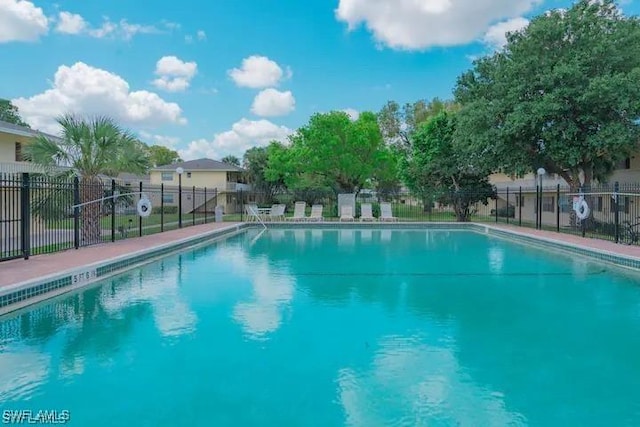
[111,179,116,242]
[240,189,243,222]
[204,187,208,223]
[21,173,31,259]
[614,181,620,243]
[556,184,560,233]
[192,185,196,225]
[178,174,183,228]
[518,187,522,227]
[506,187,510,225]
[139,181,143,237]
[535,184,540,230]
[494,193,498,223]
[73,176,80,249]
[161,183,164,232]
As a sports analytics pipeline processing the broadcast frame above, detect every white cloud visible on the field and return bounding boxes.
[197,30,206,40]
[185,29,206,44]
[482,17,529,50]
[335,0,541,50]
[0,0,48,43]
[228,55,291,89]
[12,62,186,134]
[152,55,198,92]
[138,131,180,149]
[179,118,293,160]
[251,88,295,117]
[88,18,160,40]
[343,108,360,120]
[54,11,86,34]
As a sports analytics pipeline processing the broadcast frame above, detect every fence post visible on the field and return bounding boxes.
[204,187,208,224]
[535,184,540,230]
[178,178,183,229]
[506,187,510,225]
[139,181,143,237]
[494,193,498,223]
[518,186,522,227]
[614,181,620,243]
[111,179,116,242]
[556,184,560,233]
[21,173,31,260]
[239,189,243,221]
[160,183,164,233]
[73,176,80,249]
[192,186,196,225]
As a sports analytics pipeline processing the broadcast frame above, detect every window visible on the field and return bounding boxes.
[162,194,174,203]
[161,172,173,181]
[186,172,192,178]
[15,142,23,161]
[616,157,631,170]
[515,195,525,207]
[542,196,555,213]
[610,196,630,214]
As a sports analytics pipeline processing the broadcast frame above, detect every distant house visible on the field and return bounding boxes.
[487,155,640,226]
[149,158,249,214]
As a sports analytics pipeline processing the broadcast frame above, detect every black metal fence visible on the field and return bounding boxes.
[235,182,640,245]
[1,173,219,262]
[3,173,640,262]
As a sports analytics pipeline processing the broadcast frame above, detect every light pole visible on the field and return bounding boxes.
[176,167,184,228]
[537,167,546,229]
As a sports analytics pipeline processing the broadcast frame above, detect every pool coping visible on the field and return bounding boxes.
[0,223,249,316]
[2,220,638,316]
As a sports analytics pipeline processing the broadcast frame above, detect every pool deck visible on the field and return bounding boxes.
[1,222,639,290]
[0,222,241,289]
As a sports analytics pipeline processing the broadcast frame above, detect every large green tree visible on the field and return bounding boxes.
[454,0,640,190]
[271,111,394,195]
[24,115,150,244]
[403,111,495,221]
[243,144,286,202]
[377,98,460,148]
[145,144,181,167]
[0,99,29,127]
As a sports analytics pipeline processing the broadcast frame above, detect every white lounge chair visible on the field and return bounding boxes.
[360,203,376,221]
[287,201,307,221]
[268,204,286,221]
[245,203,260,222]
[379,202,398,222]
[339,205,355,222]
[308,204,324,222]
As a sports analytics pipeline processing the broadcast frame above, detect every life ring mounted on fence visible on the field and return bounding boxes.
[573,198,590,221]
[137,197,152,217]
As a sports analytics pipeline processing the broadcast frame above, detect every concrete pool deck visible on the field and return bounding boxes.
[0,222,242,288]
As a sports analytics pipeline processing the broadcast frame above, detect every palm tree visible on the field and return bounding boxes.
[221,155,240,166]
[24,114,149,244]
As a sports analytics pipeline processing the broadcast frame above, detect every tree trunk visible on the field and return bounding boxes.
[79,176,104,246]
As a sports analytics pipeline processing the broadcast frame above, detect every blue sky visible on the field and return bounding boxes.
[1,0,638,160]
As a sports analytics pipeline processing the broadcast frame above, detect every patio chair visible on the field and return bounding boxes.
[268,204,286,221]
[308,204,324,222]
[286,201,307,221]
[339,205,355,222]
[379,202,398,222]
[245,203,260,222]
[360,203,376,222]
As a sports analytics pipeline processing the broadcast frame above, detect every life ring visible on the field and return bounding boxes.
[137,198,152,217]
[574,198,590,220]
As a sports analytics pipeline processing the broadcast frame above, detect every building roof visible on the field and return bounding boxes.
[0,119,62,142]
[152,158,244,172]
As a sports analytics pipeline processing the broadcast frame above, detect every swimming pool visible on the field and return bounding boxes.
[1,228,640,426]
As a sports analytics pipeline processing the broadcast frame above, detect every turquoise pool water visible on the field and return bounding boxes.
[1,229,640,426]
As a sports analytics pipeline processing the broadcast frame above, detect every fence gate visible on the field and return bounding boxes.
[0,173,28,261]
